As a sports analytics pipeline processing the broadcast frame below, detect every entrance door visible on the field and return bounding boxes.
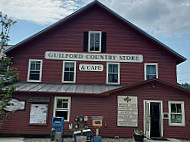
[144,100,163,139]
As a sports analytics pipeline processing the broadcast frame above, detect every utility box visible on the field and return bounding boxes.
[52,117,64,134]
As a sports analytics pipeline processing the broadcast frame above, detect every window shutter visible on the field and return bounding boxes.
[83,32,88,52]
[101,32,106,52]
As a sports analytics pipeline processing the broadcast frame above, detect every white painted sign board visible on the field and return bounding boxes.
[117,96,138,127]
[79,64,103,71]
[45,51,143,63]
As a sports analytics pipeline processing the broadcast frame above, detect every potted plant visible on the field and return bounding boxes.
[133,130,144,142]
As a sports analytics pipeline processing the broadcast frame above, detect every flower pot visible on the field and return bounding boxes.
[133,134,144,142]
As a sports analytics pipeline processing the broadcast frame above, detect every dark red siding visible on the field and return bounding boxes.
[1,82,190,139]
[8,6,177,85]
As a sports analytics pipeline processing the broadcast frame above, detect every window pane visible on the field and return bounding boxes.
[113,64,118,73]
[30,63,35,70]
[90,33,94,43]
[171,104,176,113]
[55,111,68,120]
[29,71,40,80]
[95,33,100,42]
[64,72,70,81]
[36,63,40,70]
[146,75,156,80]
[57,99,62,108]
[147,65,156,74]
[64,63,70,71]
[69,63,74,71]
[176,104,182,113]
[69,72,74,81]
[176,114,182,123]
[95,43,99,51]
[108,64,112,73]
[108,74,118,83]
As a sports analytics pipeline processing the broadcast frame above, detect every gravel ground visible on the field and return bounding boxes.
[24,138,134,142]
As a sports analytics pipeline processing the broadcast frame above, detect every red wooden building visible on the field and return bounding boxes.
[1,1,190,139]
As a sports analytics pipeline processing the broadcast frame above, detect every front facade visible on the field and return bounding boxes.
[1,1,190,139]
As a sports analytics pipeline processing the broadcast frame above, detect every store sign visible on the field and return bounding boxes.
[29,97,50,103]
[79,64,103,71]
[3,99,25,112]
[45,51,143,63]
[117,96,138,127]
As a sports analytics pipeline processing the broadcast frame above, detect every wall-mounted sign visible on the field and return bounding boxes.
[45,51,143,63]
[163,113,169,119]
[29,97,50,103]
[30,104,48,124]
[117,96,138,127]
[3,99,25,112]
[79,64,103,71]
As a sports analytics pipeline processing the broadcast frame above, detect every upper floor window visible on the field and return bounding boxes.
[144,63,158,80]
[88,31,102,52]
[54,97,71,122]
[62,61,76,83]
[168,101,185,126]
[83,31,106,53]
[107,63,120,84]
[27,59,43,82]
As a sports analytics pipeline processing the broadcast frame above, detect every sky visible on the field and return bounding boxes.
[0,0,190,83]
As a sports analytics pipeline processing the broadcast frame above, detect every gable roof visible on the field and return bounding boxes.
[107,78,190,96]
[5,0,186,64]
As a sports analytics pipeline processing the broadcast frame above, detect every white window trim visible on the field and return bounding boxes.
[168,101,185,126]
[88,31,102,52]
[144,63,158,80]
[62,61,76,83]
[106,62,120,85]
[53,97,71,122]
[27,59,43,82]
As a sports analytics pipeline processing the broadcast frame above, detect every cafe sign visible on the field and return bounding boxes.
[45,51,143,63]
[79,64,103,71]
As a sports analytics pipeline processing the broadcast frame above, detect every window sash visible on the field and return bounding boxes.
[168,101,185,126]
[107,63,120,84]
[28,59,42,82]
[54,97,71,122]
[88,31,101,52]
[144,63,158,80]
[63,61,76,83]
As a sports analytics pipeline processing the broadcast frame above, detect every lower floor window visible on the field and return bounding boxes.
[168,101,185,126]
[54,97,71,121]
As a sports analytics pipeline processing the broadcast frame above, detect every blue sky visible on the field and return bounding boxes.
[1,0,190,83]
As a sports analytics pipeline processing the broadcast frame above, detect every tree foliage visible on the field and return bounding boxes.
[178,83,190,91]
[0,12,18,127]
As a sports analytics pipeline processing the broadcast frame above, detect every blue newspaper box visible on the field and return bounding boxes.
[52,117,64,134]
[73,129,91,142]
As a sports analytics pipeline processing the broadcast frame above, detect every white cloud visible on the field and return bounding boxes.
[1,0,190,36]
[0,0,79,25]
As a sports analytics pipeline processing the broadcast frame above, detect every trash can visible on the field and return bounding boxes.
[73,129,91,142]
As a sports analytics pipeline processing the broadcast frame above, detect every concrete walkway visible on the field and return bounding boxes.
[0,137,188,142]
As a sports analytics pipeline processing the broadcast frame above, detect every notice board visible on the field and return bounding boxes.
[117,96,138,127]
[29,104,48,124]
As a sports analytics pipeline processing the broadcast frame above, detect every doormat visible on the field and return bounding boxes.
[151,137,170,141]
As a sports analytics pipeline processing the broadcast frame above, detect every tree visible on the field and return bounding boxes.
[0,12,18,127]
[178,83,190,91]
